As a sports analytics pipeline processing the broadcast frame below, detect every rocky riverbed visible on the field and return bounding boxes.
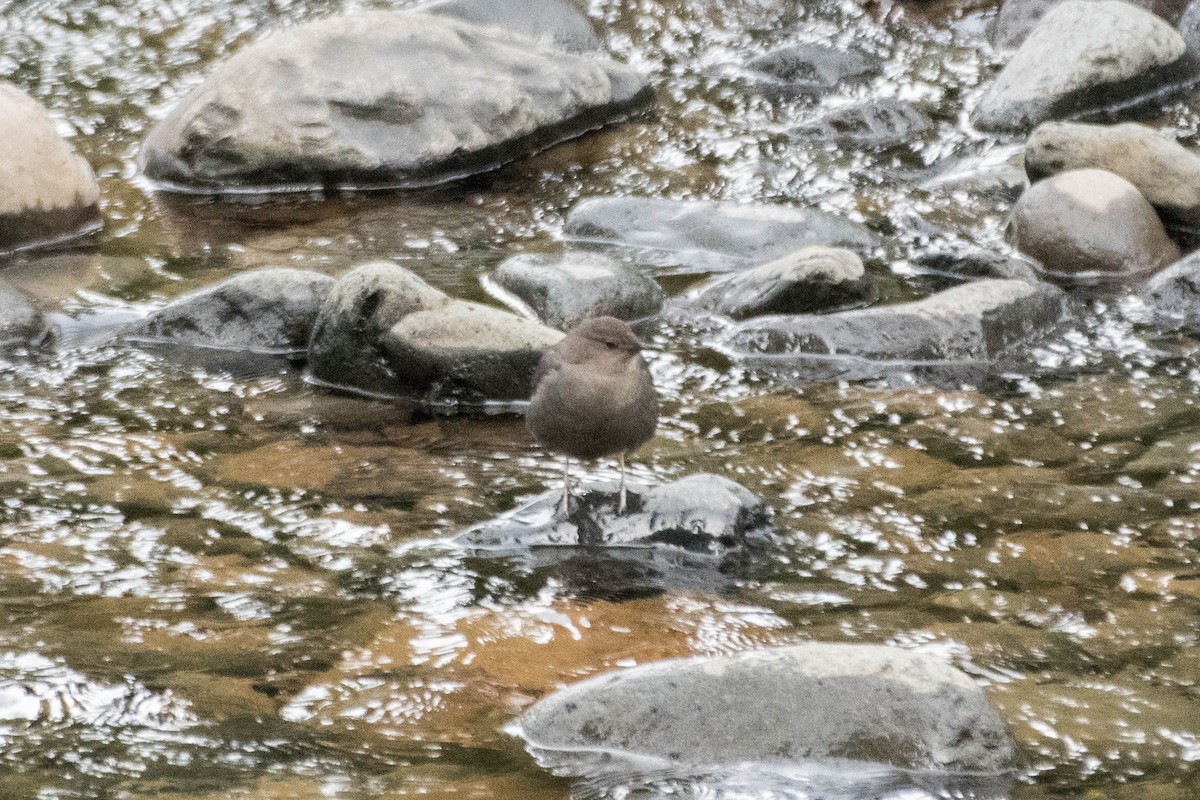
[5,0,1200,798]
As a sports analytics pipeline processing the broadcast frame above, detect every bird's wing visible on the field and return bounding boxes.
[531,345,564,390]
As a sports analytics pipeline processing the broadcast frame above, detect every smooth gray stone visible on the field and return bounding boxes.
[308,262,562,402]
[972,0,1185,132]
[1138,250,1200,330]
[990,0,1188,51]
[563,197,875,274]
[140,12,649,192]
[1008,168,1180,284]
[126,268,334,353]
[744,43,875,95]
[1025,121,1200,231]
[518,644,1014,773]
[0,281,51,349]
[722,279,1066,363]
[692,246,874,319]
[491,252,663,330]
[0,82,100,254]
[792,99,933,148]
[455,473,771,552]
[910,246,1042,285]
[417,0,601,53]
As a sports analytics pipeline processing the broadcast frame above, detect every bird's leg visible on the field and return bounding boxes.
[617,452,628,515]
[558,457,575,517]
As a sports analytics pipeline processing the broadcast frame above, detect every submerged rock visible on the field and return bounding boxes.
[455,473,770,552]
[722,279,1066,363]
[692,246,874,319]
[563,197,874,273]
[1008,169,1179,284]
[0,281,51,349]
[518,644,1014,773]
[140,12,649,192]
[0,83,100,254]
[910,245,1042,286]
[417,0,601,53]
[1138,250,1200,330]
[972,0,1186,132]
[126,268,334,353]
[1025,121,1200,231]
[744,43,875,96]
[490,252,663,330]
[792,99,933,149]
[308,262,562,402]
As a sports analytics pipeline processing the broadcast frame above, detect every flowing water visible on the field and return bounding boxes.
[2,0,1200,797]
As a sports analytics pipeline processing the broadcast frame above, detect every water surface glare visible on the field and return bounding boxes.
[3,0,1200,797]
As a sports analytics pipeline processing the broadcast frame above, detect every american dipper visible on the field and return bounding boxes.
[527,316,658,515]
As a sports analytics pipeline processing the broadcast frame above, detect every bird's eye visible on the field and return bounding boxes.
[605,340,618,350]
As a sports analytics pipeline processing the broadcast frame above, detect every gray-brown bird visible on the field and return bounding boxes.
[527,316,658,515]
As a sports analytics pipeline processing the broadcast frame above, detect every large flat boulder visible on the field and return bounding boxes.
[125,268,334,353]
[308,262,563,402]
[721,279,1066,363]
[972,0,1186,132]
[518,644,1013,773]
[0,83,100,254]
[1025,121,1200,231]
[563,197,874,273]
[140,12,650,192]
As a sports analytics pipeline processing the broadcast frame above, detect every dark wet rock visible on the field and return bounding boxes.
[456,473,771,552]
[910,245,1042,285]
[990,0,1189,51]
[417,0,601,53]
[744,43,875,96]
[722,279,1066,363]
[563,197,875,274]
[1008,169,1180,285]
[972,0,1186,132]
[308,262,563,401]
[125,268,334,353]
[792,99,933,148]
[139,12,650,192]
[518,644,1014,773]
[490,252,663,330]
[1025,122,1200,231]
[0,281,51,349]
[1138,250,1200,331]
[0,82,100,254]
[691,246,874,319]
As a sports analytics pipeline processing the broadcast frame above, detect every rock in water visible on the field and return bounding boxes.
[692,246,874,319]
[1025,121,1200,231]
[722,279,1066,363]
[139,12,650,192]
[972,0,1185,132]
[1008,168,1179,284]
[308,262,563,402]
[518,644,1014,774]
[0,82,100,254]
[563,197,875,273]
[1138,250,1200,330]
[125,268,335,353]
[490,252,663,330]
[455,474,770,552]
[417,0,602,53]
[0,281,51,350]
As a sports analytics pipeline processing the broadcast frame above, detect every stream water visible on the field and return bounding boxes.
[2,0,1200,797]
